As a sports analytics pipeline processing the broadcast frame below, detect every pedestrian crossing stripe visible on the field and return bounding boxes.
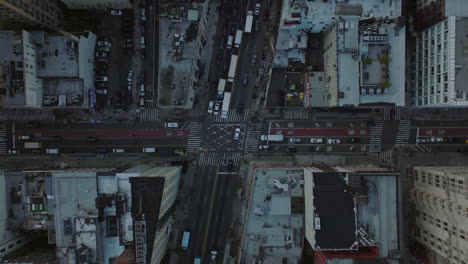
[0,122,7,154]
[210,109,249,123]
[395,120,411,144]
[186,122,203,152]
[244,129,260,152]
[137,109,159,121]
[197,152,243,166]
[369,121,383,153]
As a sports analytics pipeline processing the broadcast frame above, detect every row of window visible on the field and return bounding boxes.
[0,239,22,255]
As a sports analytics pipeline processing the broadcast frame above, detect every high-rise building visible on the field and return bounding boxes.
[410,0,468,107]
[0,0,63,30]
[59,0,131,9]
[409,166,468,263]
[0,165,181,264]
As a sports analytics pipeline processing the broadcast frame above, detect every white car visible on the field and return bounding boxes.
[110,9,122,16]
[234,128,241,140]
[430,137,444,143]
[214,102,220,115]
[211,251,218,261]
[96,89,108,94]
[96,51,108,58]
[289,138,301,143]
[327,138,341,144]
[258,145,269,150]
[8,149,19,155]
[95,76,108,82]
[310,138,323,143]
[208,101,214,114]
[113,148,125,153]
[97,41,111,47]
[255,4,261,16]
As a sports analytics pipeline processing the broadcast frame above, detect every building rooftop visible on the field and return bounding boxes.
[312,172,357,250]
[158,3,204,108]
[36,36,79,78]
[242,169,304,264]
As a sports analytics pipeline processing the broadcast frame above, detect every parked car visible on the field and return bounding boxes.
[310,138,323,143]
[95,51,108,58]
[8,149,20,155]
[96,89,108,94]
[254,3,261,15]
[430,137,444,143]
[113,148,125,153]
[52,136,63,141]
[350,137,360,143]
[327,138,341,144]
[258,145,269,150]
[110,9,122,16]
[95,76,108,82]
[416,138,429,143]
[97,46,110,52]
[251,54,257,66]
[208,101,214,114]
[234,128,241,140]
[289,138,301,143]
[87,136,97,142]
[96,82,107,88]
[255,20,260,32]
[97,41,111,47]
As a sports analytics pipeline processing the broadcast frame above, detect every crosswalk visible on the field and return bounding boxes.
[383,106,401,120]
[0,123,6,154]
[380,149,393,167]
[197,151,243,166]
[369,121,383,153]
[137,109,159,121]
[186,122,203,152]
[244,129,260,152]
[209,109,249,123]
[395,120,411,144]
[408,144,431,152]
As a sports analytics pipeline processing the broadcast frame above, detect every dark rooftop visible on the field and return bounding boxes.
[130,177,165,264]
[313,172,357,250]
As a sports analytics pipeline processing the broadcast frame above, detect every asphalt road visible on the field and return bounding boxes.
[185,165,238,263]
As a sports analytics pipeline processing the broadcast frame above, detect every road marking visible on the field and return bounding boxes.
[201,167,219,261]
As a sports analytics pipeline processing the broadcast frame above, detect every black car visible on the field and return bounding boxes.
[52,136,63,141]
[242,72,249,86]
[236,104,244,114]
[227,159,234,171]
[284,146,296,153]
[87,136,97,142]
[350,137,360,143]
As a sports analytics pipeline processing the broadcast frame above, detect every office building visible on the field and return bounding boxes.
[409,166,468,264]
[60,0,131,9]
[411,0,468,107]
[0,0,62,30]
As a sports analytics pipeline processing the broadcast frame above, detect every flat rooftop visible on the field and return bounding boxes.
[242,168,304,264]
[37,36,79,78]
[158,4,202,108]
[312,172,357,250]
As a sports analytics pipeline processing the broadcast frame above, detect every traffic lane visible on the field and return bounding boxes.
[38,137,186,147]
[269,120,376,129]
[417,127,468,137]
[187,167,218,263]
[203,172,230,263]
[15,128,189,139]
[261,144,369,153]
[212,172,238,256]
[413,120,468,127]
[269,128,372,137]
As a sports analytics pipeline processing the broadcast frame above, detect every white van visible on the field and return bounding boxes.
[310,138,323,143]
[113,148,125,153]
[46,148,60,154]
[164,122,179,128]
[143,147,156,153]
[227,35,233,49]
[140,37,145,49]
[139,98,145,107]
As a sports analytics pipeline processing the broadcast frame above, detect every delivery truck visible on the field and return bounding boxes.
[234,30,243,48]
[221,92,231,119]
[227,55,238,82]
[244,11,253,33]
